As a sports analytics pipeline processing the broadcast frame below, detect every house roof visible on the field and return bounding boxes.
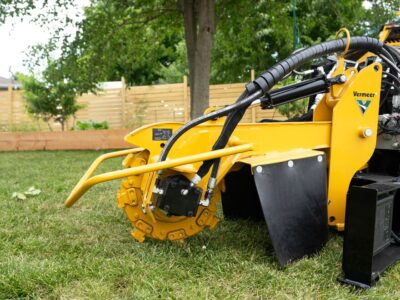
[0,76,20,90]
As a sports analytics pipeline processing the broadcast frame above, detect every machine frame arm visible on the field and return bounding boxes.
[65,144,253,207]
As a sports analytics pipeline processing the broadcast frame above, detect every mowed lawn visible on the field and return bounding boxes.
[1,151,400,299]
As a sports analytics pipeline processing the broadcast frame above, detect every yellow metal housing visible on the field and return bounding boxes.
[66,61,382,239]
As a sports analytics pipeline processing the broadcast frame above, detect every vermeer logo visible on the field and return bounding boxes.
[353,91,374,115]
[356,99,372,114]
[353,91,375,98]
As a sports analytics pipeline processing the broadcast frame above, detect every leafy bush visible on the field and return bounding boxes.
[17,72,82,131]
[276,99,309,119]
[275,77,309,119]
[74,120,109,131]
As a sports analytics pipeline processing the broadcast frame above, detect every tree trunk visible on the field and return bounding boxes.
[59,116,65,131]
[181,0,215,119]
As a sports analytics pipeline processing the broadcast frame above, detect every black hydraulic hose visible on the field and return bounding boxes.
[154,37,385,190]
[248,37,383,94]
[199,77,329,178]
[207,38,384,154]
[197,99,249,178]
[380,45,399,110]
[381,47,396,64]
[194,37,385,179]
[201,158,221,204]
[384,44,400,64]
[383,72,400,86]
[157,89,262,163]
[207,90,251,153]
[382,80,400,92]
[380,55,400,75]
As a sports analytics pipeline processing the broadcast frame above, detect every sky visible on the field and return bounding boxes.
[0,20,51,77]
[0,1,89,78]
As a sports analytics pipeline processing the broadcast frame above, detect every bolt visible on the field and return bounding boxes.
[181,189,189,196]
[256,166,263,173]
[338,74,346,83]
[361,128,373,138]
[317,155,323,162]
[288,160,294,168]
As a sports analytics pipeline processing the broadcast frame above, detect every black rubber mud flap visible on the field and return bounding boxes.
[253,155,328,266]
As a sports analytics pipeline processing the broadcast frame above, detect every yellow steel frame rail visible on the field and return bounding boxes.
[65,143,253,208]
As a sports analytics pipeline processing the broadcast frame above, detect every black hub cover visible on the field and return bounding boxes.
[155,175,202,217]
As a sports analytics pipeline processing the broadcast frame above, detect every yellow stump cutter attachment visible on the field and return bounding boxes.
[65,31,400,287]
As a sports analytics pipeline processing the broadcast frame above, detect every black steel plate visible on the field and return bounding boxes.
[253,155,328,266]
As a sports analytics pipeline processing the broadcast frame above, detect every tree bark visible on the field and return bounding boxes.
[181,0,215,119]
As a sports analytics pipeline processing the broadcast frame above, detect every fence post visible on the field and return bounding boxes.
[8,84,14,129]
[251,69,256,123]
[121,77,126,127]
[183,75,189,122]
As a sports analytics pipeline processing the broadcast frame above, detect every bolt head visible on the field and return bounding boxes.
[256,166,263,173]
[288,160,294,168]
[364,128,373,137]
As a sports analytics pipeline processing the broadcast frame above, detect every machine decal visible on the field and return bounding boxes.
[152,128,173,141]
[356,99,372,114]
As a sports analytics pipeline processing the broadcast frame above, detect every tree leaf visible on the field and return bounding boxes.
[12,192,27,200]
[24,186,41,196]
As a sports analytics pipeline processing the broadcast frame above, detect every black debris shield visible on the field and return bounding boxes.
[253,155,328,266]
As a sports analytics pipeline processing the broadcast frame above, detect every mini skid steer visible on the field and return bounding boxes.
[66,26,400,288]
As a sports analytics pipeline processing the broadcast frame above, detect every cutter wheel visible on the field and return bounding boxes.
[117,151,220,242]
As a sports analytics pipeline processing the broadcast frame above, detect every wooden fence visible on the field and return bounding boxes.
[0,76,284,132]
[0,129,132,151]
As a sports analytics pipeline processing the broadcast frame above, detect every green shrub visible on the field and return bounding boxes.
[74,120,109,130]
[276,98,308,119]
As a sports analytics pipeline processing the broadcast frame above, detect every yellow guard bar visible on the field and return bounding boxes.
[65,143,253,207]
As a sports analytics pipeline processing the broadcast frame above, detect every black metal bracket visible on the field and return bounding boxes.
[340,174,400,288]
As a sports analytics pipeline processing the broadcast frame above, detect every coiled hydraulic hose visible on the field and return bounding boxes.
[155,37,386,192]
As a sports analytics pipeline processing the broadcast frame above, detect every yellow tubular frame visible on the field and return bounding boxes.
[65,144,253,208]
[66,148,145,207]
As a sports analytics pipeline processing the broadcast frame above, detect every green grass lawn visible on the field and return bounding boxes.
[1,151,400,299]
